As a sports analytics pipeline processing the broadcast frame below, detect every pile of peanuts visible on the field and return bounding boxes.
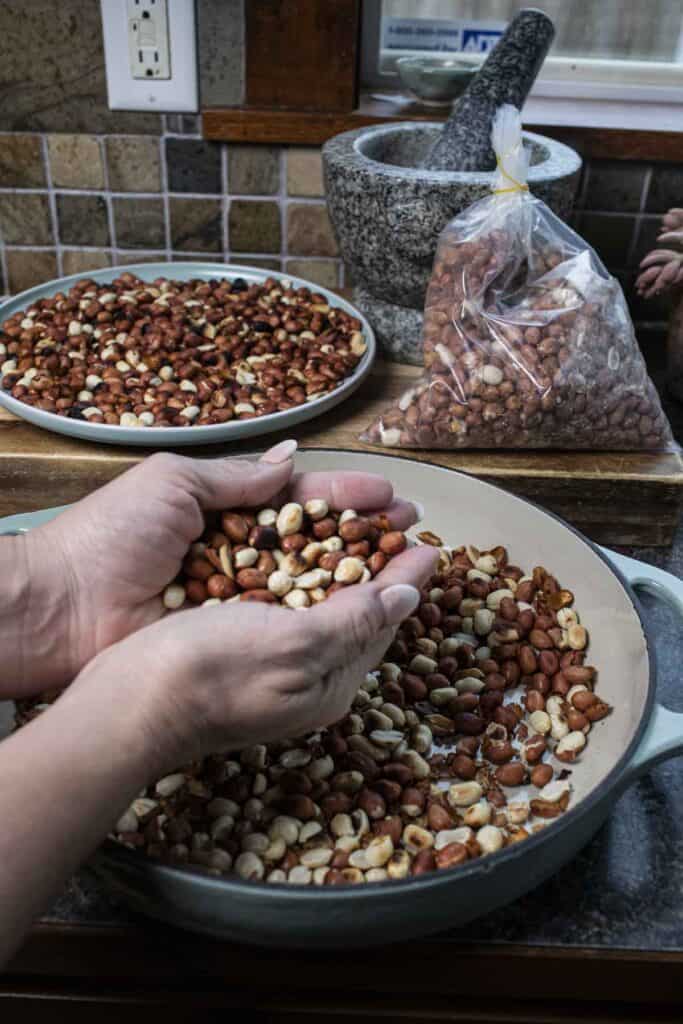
[161,500,408,610]
[364,223,671,450]
[0,274,367,428]
[16,524,612,887]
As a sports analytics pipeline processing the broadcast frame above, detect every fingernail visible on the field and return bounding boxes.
[412,500,425,522]
[260,439,298,464]
[380,584,420,626]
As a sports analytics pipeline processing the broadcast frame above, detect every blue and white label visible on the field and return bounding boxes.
[382,16,505,54]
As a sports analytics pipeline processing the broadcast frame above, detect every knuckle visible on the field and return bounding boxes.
[147,451,185,478]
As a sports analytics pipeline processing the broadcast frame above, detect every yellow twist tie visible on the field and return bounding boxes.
[492,153,529,196]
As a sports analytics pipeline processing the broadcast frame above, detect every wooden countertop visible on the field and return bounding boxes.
[1,360,682,545]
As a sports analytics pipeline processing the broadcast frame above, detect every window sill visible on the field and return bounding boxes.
[203,91,683,160]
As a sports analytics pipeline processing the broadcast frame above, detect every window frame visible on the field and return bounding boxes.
[360,0,683,131]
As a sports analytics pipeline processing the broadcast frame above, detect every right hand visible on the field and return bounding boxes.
[70,544,438,776]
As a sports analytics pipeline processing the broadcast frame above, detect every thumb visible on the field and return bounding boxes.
[379,584,425,625]
[309,544,438,670]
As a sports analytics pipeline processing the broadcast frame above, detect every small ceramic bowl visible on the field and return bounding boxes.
[397,55,478,105]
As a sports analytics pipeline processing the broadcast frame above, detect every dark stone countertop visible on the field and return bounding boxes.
[42,335,683,953]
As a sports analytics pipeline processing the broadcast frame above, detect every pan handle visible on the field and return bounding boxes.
[602,548,683,777]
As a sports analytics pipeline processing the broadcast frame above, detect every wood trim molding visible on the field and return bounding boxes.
[203,94,683,160]
[9,924,683,997]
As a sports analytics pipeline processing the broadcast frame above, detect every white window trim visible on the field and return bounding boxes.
[361,1,683,132]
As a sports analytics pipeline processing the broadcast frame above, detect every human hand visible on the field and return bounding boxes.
[16,440,422,695]
[0,531,436,964]
[70,540,438,775]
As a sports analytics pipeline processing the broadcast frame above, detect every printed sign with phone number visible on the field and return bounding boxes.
[382,17,505,54]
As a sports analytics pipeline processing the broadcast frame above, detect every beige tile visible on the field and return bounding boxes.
[232,257,282,271]
[62,250,113,276]
[48,134,104,189]
[286,259,339,289]
[0,194,52,245]
[166,139,222,193]
[171,254,228,263]
[113,198,165,249]
[114,252,168,266]
[170,198,222,252]
[6,250,57,293]
[287,203,338,257]
[229,145,280,195]
[107,137,161,192]
[0,135,45,187]
[287,148,324,197]
[57,194,108,246]
[229,200,281,253]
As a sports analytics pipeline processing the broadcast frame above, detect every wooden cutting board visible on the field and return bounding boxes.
[1,359,682,545]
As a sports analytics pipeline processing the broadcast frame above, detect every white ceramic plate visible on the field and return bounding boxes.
[0,262,376,447]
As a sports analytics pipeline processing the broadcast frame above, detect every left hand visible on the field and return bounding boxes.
[18,440,420,694]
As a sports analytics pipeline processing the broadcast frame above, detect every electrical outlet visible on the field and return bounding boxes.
[101,0,197,111]
[128,0,171,80]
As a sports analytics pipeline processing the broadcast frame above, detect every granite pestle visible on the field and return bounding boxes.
[421,8,555,173]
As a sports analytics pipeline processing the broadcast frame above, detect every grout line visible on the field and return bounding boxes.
[0,224,8,293]
[638,167,653,214]
[625,165,655,268]
[278,147,287,269]
[562,209,645,219]
[159,135,172,261]
[21,245,120,254]
[627,166,655,269]
[0,129,197,141]
[4,244,71,252]
[113,249,167,260]
[100,135,117,260]
[40,133,62,277]
[0,185,329,205]
[3,247,336,260]
[575,160,590,211]
[222,142,229,258]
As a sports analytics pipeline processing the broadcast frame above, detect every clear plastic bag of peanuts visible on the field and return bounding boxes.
[362,105,674,450]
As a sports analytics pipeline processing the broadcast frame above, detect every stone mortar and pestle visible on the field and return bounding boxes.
[323,9,582,364]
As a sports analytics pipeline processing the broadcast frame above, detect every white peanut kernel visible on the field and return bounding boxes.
[304,498,329,520]
[276,502,304,537]
[334,557,364,584]
[476,825,504,855]
[448,781,483,807]
[529,710,551,735]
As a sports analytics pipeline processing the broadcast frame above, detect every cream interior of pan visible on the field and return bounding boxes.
[299,450,649,809]
[0,451,650,810]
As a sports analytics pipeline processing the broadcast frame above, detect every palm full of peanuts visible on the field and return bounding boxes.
[17,499,610,886]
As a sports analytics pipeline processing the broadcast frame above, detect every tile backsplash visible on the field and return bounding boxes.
[0,115,677,333]
[571,159,680,324]
[0,118,338,297]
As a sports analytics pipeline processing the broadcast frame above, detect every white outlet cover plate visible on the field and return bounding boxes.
[101,0,198,112]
